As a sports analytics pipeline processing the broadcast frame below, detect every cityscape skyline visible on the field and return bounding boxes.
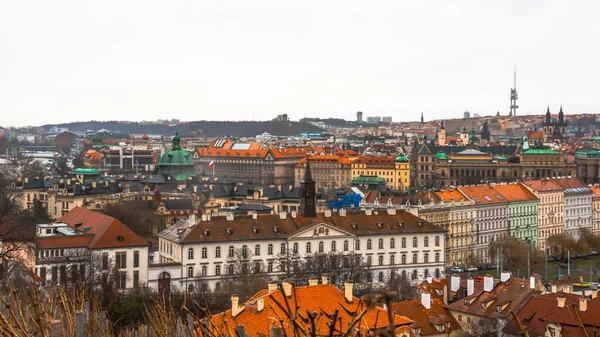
[2,0,600,126]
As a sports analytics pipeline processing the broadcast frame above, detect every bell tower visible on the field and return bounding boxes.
[299,157,316,217]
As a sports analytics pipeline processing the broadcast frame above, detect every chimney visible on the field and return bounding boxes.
[451,275,460,293]
[231,296,244,317]
[339,208,346,217]
[324,209,332,217]
[591,289,598,299]
[426,276,433,284]
[188,213,196,226]
[467,278,474,296]
[386,208,396,215]
[226,213,234,221]
[421,291,431,310]
[484,275,494,292]
[252,212,258,220]
[344,282,354,302]
[267,283,278,294]
[308,279,318,286]
[291,210,297,218]
[282,282,292,297]
[501,271,511,283]
[551,284,558,293]
[321,275,329,285]
[257,297,265,312]
[201,214,208,221]
[279,212,287,220]
[579,297,587,312]
[557,295,566,308]
[365,209,372,216]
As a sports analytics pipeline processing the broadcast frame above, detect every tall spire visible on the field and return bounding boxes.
[559,105,565,124]
[303,156,314,183]
[421,111,424,124]
[545,106,551,124]
[299,155,316,217]
[510,64,518,116]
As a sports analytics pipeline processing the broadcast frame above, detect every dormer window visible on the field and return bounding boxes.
[226,228,232,235]
[204,229,210,236]
[377,222,383,228]
[351,223,358,229]
[273,226,279,233]
[116,235,124,242]
[252,227,258,234]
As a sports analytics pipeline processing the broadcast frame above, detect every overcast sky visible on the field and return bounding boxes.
[1,0,599,127]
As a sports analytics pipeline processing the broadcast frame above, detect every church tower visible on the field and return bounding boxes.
[438,121,446,145]
[299,157,316,217]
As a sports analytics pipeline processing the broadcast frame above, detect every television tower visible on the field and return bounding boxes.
[510,65,518,116]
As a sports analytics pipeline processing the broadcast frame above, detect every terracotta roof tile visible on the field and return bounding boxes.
[390,298,461,336]
[458,185,508,205]
[491,184,539,202]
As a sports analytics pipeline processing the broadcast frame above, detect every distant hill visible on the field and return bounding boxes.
[41,120,325,137]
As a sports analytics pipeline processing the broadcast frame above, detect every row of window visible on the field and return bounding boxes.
[36,264,139,289]
[185,236,443,260]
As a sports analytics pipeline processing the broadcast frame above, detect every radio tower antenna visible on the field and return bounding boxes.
[510,64,519,116]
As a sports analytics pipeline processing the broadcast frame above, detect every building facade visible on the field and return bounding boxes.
[552,178,592,240]
[433,189,476,265]
[521,180,565,253]
[351,155,411,190]
[294,155,352,189]
[493,184,539,246]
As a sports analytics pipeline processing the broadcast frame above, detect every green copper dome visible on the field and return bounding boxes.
[73,167,100,175]
[435,151,448,160]
[395,155,409,162]
[158,133,196,181]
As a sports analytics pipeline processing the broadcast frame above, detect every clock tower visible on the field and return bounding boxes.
[299,157,317,217]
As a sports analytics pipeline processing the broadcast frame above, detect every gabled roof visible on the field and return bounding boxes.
[59,207,149,249]
[209,284,414,337]
[521,180,564,193]
[491,184,538,203]
[390,298,461,336]
[458,185,508,205]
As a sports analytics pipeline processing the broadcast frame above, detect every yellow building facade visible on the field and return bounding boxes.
[351,155,410,190]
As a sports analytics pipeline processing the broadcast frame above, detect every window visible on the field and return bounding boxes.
[318,241,324,253]
[117,272,127,290]
[255,244,261,256]
[201,266,207,277]
[424,269,429,278]
[188,248,194,260]
[228,265,234,275]
[424,253,429,263]
[435,236,440,247]
[435,252,440,263]
[116,252,127,269]
[355,240,360,250]
[378,239,384,249]
[133,271,139,288]
[390,238,395,249]
[331,241,337,251]
[343,240,349,251]
[216,246,221,258]
[424,236,429,247]
[215,265,221,276]
[281,243,286,254]
[378,272,384,282]
[268,244,273,255]
[413,237,418,248]
[402,254,406,264]
[390,255,395,265]
[267,261,273,272]
[367,256,372,265]
[367,239,372,250]
[293,243,299,253]
[228,246,234,258]
[187,266,194,278]
[242,245,248,259]
[254,261,261,273]
[102,253,109,270]
[413,253,418,264]
[133,251,139,268]
[412,270,417,280]
[200,247,206,259]
[306,242,312,253]
[401,237,406,248]
[378,255,384,265]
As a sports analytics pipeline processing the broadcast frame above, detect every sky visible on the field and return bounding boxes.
[1,0,599,127]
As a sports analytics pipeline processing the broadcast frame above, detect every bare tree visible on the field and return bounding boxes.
[218,247,269,303]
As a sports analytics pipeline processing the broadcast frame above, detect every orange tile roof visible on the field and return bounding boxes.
[458,185,508,205]
[590,185,600,199]
[434,189,468,203]
[59,207,150,249]
[36,235,93,249]
[521,179,564,192]
[296,155,352,165]
[527,130,544,139]
[208,284,414,337]
[549,177,587,190]
[491,183,538,202]
[390,298,461,336]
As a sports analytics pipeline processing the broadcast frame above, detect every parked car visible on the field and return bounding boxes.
[451,266,464,273]
[481,264,497,270]
[466,266,479,272]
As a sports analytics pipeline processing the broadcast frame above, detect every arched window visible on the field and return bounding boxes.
[390,238,395,249]
[424,253,429,263]
[402,254,406,264]
[215,246,221,258]
[378,272,384,282]
[378,255,384,265]
[435,252,440,263]
[242,245,248,259]
[367,239,372,250]
[293,243,299,253]
[228,265,234,275]
[435,236,440,247]
[318,241,324,253]
[401,237,406,248]
[255,244,261,256]
[343,240,349,251]
[390,255,395,265]
[355,240,360,250]
[402,270,407,280]
[187,266,194,278]
[254,261,261,273]
[424,236,429,247]
[215,265,221,276]
[331,241,337,251]
[268,244,273,255]
[413,253,418,264]
[306,242,312,253]
[281,243,286,254]
[424,269,429,278]
[435,268,440,278]
[412,270,418,280]
[187,248,194,260]
[367,256,372,265]
[201,266,207,277]
[215,282,221,291]
[378,239,384,249]
[413,237,418,248]
[228,246,234,258]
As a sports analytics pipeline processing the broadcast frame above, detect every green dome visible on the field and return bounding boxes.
[435,151,448,160]
[73,167,100,175]
[395,155,409,162]
[158,133,196,181]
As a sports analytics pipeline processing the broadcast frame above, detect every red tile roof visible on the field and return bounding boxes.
[491,183,539,202]
[458,185,508,205]
[208,284,414,337]
[521,179,564,192]
[390,298,461,336]
[59,207,149,249]
[36,235,93,249]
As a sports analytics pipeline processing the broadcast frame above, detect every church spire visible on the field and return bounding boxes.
[545,106,551,124]
[559,105,565,124]
[299,156,316,217]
